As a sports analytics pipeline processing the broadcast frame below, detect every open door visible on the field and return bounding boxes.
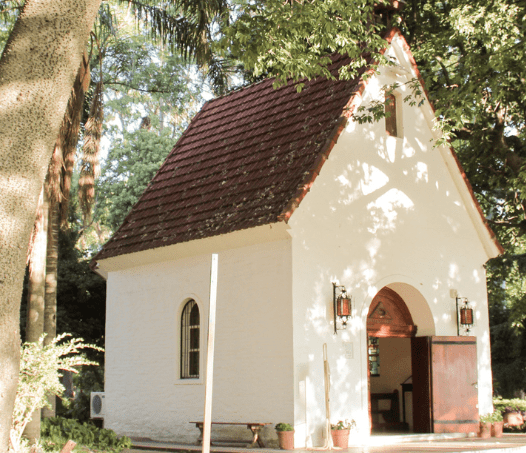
[411,336,479,434]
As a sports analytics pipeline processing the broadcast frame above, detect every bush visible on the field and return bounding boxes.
[494,397,526,433]
[57,366,104,423]
[41,417,131,452]
[480,411,503,423]
[493,397,526,416]
[10,334,102,452]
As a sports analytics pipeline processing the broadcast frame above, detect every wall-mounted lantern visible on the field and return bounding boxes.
[333,283,352,334]
[456,296,474,336]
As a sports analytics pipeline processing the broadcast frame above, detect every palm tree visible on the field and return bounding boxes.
[23,54,91,442]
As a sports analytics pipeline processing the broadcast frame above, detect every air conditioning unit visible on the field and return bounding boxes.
[90,392,105,419]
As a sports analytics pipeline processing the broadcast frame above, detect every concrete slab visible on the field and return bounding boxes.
[129,434,526,453]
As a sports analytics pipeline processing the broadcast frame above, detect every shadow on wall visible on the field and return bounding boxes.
[292,113,488,443]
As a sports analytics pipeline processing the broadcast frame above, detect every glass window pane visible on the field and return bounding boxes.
[181,300,199,379]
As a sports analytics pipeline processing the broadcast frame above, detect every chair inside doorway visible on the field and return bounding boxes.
[367,287,417,434]
[370,390,404,432]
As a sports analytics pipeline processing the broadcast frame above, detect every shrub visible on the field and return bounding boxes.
[10,334,102,451]
[480,411,502,423]
[57,366,104,423]
[493,397,526,416]
[41,417,131,452]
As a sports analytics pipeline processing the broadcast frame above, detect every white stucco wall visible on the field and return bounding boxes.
[287,36,496,447]
[103,235,294,443]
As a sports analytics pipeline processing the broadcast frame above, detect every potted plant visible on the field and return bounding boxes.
[479,414,492,438]
[275,423,294,450]
[503,406,524,426]
[490,411,504,437]
[330,419,356,448]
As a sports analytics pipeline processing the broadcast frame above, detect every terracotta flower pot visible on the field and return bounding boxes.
[504,412,524,426]
[331,429,350,448]
[277,430,294,450]
[492,421,504,437]
[479,422,492,438]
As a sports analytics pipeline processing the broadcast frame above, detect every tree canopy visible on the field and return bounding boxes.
[1,1,526,446]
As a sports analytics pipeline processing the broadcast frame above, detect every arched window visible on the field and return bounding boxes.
[181,300,200,379]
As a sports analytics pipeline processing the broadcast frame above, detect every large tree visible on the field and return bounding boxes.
[0,1,218,445]
[396,0,526,392]
[0,0,101,448]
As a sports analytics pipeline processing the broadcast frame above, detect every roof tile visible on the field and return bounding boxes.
[95,54,363,261]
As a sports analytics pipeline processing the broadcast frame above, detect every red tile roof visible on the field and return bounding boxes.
[94,53,368,261]
[93,28,503,263]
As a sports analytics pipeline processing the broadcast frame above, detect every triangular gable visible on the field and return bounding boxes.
[93,29,502,266]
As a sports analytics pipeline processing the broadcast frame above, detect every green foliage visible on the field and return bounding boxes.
[331,419,356,430]
[58,366,104,423]
[96,128,176,232]
[18,224,106,357]
[222,0,388,89]
[56,228,106,355]
[10,335,102,451]
[275,423,293,432]
[480,411,503,423]
[394,0,526,395]
[479,413,493,424]
[0,0,23,55]
[99,34,203,139]
[491,411,504,422]
[41,417,131,452]
[488,281,526,397]
[83,9,204,244]
[493,397,526,414]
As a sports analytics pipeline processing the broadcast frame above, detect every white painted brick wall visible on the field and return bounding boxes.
[288,37,494,446]
[104,239,294,443]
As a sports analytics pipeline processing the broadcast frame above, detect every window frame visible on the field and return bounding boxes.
[180,299,201,380]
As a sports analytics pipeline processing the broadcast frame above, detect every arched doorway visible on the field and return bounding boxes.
[367,287,416,434]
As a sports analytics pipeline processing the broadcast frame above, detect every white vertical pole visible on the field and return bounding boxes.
[202,254,218,453]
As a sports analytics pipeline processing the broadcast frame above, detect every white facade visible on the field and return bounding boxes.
[98,34,499,447]
[103,232,294,443]
[286,34,496,447]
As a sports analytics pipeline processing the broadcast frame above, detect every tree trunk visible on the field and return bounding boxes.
[43,206,58,346]
[0,0,101,449]
[26,188,49,345]
[24,187,49,443]
[42,202,59,419]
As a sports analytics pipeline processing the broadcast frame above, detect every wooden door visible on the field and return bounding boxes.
[411,336,479,434]
[411,337,432,433]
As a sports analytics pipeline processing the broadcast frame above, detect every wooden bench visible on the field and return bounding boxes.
[370,390,407,432]
[190,422,271,448]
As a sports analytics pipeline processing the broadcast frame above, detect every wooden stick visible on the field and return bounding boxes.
[202,254,218,453]
[59,440,76,453]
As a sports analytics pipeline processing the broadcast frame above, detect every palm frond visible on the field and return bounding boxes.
[79,80,103,225]
[92,2,118,48]
[44,55,90,228]
[119,0,228,66]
